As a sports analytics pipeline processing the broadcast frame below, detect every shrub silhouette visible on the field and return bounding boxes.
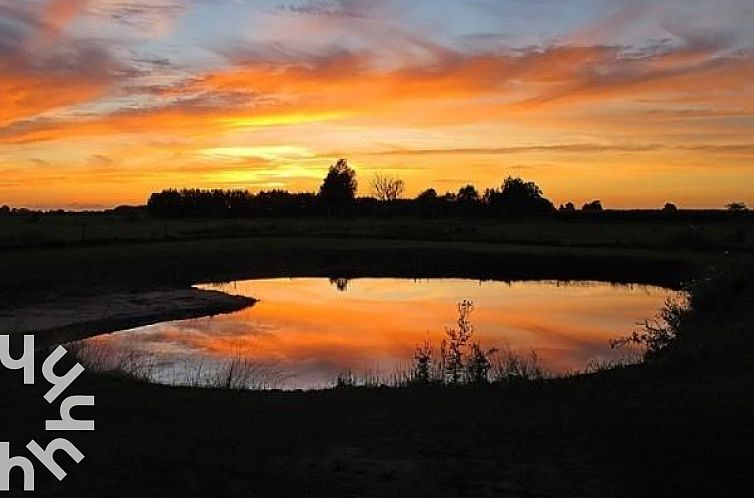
[726,201,748,212]
[456,185,480,204]
[611,263,754,369]
[663,202,678,212]
[486,176,555,216]
[408,301,530,386]
[611,296,688,360]
[416,188,438,201]
[582,200,604,212]
[466,342,496,384]
[442,300,475,383]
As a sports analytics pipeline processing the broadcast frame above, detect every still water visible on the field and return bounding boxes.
[81,278,677,389]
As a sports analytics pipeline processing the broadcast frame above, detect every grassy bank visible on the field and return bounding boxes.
[0,235,720,309]
[2,212,748,306]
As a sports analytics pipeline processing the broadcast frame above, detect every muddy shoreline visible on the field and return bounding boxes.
[0,287,255,349]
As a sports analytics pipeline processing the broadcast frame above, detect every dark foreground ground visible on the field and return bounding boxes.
[1,215,753,497]
[2,366,753,498]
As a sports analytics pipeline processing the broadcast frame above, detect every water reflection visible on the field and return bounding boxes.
[81,278,677,390]
[329,277,350,292]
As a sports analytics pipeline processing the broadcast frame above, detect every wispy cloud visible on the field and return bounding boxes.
[275,0,375,18]
[86,0,188,36]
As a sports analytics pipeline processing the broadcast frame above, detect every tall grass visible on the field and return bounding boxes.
[204,349,282,390]
[490,346,546,382]
[69,339,283,390]
[67,338,157,382]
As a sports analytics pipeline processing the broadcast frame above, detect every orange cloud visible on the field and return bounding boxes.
[0,0,119,128]
[41,0,89,32]
[0,71,107,128]
[1,19,753,208]
[4,40,751,143]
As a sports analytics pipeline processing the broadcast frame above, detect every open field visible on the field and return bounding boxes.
[1,211,752,252]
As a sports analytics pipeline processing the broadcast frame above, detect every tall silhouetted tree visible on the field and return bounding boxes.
[371,173,405,201]
[319,159,357,207]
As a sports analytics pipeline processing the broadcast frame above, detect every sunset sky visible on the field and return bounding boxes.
[1,0,752,209]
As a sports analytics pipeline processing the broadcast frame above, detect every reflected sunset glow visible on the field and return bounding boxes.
[84,278,678,389]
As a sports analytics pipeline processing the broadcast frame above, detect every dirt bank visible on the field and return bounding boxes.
[0,287,255,348]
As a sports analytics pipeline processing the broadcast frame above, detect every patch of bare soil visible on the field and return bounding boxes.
[0,287,255,348]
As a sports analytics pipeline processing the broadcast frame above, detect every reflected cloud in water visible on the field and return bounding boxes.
[83,278,678,389]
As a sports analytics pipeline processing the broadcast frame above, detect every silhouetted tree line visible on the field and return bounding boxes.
[147,188,320,218]
[148,158,562,218]
[133,158,751,219]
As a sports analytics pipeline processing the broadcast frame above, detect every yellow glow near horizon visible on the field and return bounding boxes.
[216,112,352,129]
[200,145,316,161]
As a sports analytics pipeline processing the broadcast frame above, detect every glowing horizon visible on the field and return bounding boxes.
[1,0,753,209]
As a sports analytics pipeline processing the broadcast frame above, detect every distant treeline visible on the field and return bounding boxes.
[143,189,752,221]
[144,158,588,218]
[1,159,749,220]
[145,187,572,219]
[144,159,750,219]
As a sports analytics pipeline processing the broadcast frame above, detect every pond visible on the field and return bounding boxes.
[77,278,679,390]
